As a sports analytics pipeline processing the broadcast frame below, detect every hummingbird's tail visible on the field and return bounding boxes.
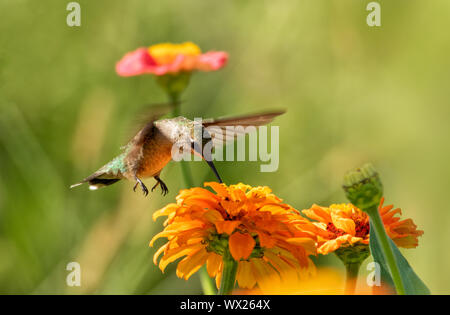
[70,172,121,190]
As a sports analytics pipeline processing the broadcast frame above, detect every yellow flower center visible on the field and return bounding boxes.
[148,42,201,65]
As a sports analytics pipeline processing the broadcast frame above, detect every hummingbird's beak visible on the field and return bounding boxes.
[191,142,223,183]
[204,159,223,183]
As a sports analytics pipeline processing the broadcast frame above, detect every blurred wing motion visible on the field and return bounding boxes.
[189,110,285,184]
[202,110,285,146]
[122,102,178,149]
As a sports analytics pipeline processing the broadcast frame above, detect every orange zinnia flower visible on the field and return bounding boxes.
[302,198,423,255]
[150,182,319,289]
[116,42,228,77]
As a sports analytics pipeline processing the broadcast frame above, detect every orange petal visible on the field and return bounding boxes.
[251,259,280,292]
[317,235,364,255]
[206,252,222,277]
[153,243,168,265]
[149,221,205,246]
[381,207,402,222]
[392,235,419,249]
[203,210,224,223]
[159,244,203,272]
[215,220,241,235]
[257,231,276,248]
[215,264,223,289]
[331,211,355,235]
[303,205,332,223]
[204,182,230,198]
[236,260,257,289]
[153,203,179,221]
[229,232,255,261]
[286,237,317,255]
[263,250,296,276]
[176,248,208,280]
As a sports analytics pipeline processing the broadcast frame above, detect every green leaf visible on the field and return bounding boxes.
[369,219,430,295]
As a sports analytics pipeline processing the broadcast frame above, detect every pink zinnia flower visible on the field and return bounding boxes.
[116,42,228,77]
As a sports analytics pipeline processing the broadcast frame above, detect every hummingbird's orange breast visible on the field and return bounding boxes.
[136,133,173,178]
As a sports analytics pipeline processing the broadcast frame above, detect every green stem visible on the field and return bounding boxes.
[168,92,215,295]
[367,206,406,295]
[218,249,238,295]
[344,262,361,295]
[199,267,216,295]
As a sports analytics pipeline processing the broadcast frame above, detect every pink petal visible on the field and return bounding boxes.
[196,51,228,71]
[115,48,158,77]
[153,55,187,75]
[116,48,229,76]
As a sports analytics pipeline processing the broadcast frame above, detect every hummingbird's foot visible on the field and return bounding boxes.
[153,176,169,196]
[150,181,159,192]
[133,177,149,196]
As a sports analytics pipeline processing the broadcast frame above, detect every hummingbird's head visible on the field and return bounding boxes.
[155,117,194,144]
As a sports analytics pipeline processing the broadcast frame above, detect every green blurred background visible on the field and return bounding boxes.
[0,0,449,294]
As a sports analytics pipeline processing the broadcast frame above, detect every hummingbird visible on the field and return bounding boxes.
[70,109,285,196]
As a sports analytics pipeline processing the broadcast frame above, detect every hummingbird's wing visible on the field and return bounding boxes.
[202,110,285,146]
[203,110,285,127]
[122,104,175,175]
[122,103,176,150]
[190,110,285,183]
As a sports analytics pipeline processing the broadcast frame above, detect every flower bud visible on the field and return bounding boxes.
[343,163,383,211]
